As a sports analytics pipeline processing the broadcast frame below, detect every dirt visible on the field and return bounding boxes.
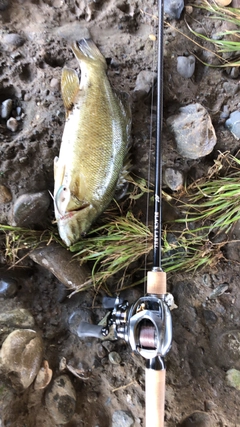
[0,0,240,426]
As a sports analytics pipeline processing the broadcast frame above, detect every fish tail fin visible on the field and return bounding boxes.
[71,38,107,70]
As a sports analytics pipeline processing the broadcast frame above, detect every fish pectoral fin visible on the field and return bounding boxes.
[61,67,80,112]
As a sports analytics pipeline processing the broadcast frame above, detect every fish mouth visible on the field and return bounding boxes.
[59,204,90,222]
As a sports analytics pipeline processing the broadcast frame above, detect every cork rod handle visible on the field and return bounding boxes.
[145,368,166,427]
[147,270,166,295]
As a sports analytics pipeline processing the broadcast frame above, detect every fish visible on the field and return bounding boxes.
[54,38,131,247]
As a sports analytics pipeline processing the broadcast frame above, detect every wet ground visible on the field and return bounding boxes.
[0,1,240,426]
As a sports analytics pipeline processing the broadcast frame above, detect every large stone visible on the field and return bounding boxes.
[225,110,240,140]
[164,0,184,19]
[29,242,90,292]
[0,329,43,391]
[112,410,134,427]
[13,191,51,227]
[45,375,76,424]
[167,103,217,159]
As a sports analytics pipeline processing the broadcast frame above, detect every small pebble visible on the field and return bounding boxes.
[0,0,10,10]
[202,309,218,325]
[177,55,195,79]
[209,283,229,299]
[229,67,239,79]
[163,167,184,191]
[34,360,52,390]
[2,33,25,48]
[1,99,12,119]
[226,368,240,390]
[164,0,184,19]
[149,34,156,41]
[133,70,157,100]
[50,78,60,89]
[112,410,134,427]
[179,411,213,427]
[0,185,12,204]
[45,375,76,424]
[6,117,18,132]
[96,343,108,359]
[108,351,122,365]
[225,110,240,140]
[0,329,43,391]
[0,277,18,298]
[16,106,22,116]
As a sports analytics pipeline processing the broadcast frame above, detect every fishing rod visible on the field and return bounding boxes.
[70,1,172,425]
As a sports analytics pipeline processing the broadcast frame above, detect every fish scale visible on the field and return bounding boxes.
[54,38,131,246]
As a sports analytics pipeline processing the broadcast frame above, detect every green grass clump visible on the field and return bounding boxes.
[188,1,240,66]
[1,152,240,291]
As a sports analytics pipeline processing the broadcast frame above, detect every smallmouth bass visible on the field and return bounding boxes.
[54,38,131,246]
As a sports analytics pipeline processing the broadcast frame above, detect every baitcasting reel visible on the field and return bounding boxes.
[102,293,173,360]
[71,292,173,361]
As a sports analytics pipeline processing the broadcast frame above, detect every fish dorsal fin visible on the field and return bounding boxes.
[61,67,79,112]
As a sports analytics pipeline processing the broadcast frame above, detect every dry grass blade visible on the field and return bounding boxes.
[0,225,61,265]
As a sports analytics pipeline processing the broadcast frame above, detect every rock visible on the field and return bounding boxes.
[0,185,12,204]
[133,70,157,100]
[1,99,12,119]
[179,411,213,426]
[50,78,60,90]
[96,343,108,359]
[29,242,91,292]
[225,110,240,140]
[202,309,218,325]
[112,410,134,427]
[229,67,239,79]
[0,308,35,329]
[164,0,184,19]
[226,368,240,390]
[2,33,25,48]
[211,329,240,370]
[177,55,195,78]
[13,190,51,227]
[0,0,10,11]
[215,0,232,5]
[167,103,217,159]
[6,117,18,132]
[108,351,122,365]
[209,283,229,299]
[34,360,52,390]
[163,167,184,191]
[45,375,76,424]
[0,329,43,391]
[0,277,18,298]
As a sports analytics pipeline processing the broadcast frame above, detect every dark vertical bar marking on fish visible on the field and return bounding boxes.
[153,0,164,269]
